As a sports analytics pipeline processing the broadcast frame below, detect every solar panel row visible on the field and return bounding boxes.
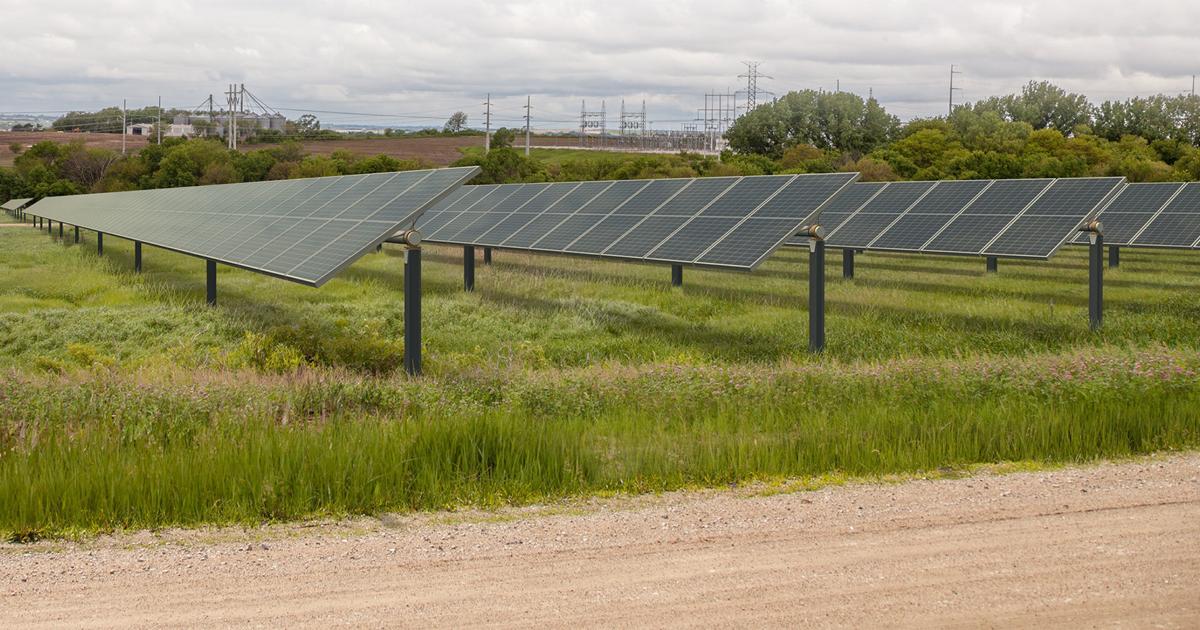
[1075,182,1200,249]
[23,167,479,286]
[789,177,1125,260]
[415,173,860,270]
[1,198,32,212]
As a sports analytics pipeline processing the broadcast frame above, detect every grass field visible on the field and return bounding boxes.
[1,223,1199,538]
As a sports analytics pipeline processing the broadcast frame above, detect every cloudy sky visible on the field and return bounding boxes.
[1,0,1198,130]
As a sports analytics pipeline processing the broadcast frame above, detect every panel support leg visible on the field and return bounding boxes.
[1109,245,1119,269]
[134,242,142,272]
[986,256,998,273]
[74,226,79,244]
[1089,234,1103,331]
[842,249,854,279]
[671,264,683,287]
[809,238,826,353]
[97,232,103,256]
[58,222,63,239]
[463,245,475,291]
[206,260,217,306]
[483,247,493,265]
[404,247,422,376]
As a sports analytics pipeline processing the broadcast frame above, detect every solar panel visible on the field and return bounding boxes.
[826,181,936,248]
[924,179,1054,255]
[2,198,32,211]
[422,173,858,270]
[24,167,478,286]
[868,180,991,251]
[787,182,886,245]
[1130,182,1200,248]
[983,177,1124,258]
[1069,183,1183,246]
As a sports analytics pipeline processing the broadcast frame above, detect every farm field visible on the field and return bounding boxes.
[1,129,653,169]
[0,131,149,167]
[0,222,1199,538]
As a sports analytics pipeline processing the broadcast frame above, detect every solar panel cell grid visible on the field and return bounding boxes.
[421,173,857,269]
[646,216,743,262]
[26,166,478,286]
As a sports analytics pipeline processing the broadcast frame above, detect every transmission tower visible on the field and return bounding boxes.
[482,93,492,152]
[949,65,962,115]
[739,61,774,113]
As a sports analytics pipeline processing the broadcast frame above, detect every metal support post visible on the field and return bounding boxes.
[842,249,854,279]
[404,248,422,376]
[1109,245,1119,269]
[1089,234,1103,331]
[74,226,79,244]
[986,256,998,273]
[463,245,475,291]
[402,236,423,376]
[806,227,827,353]
[671,264,683,287]
[483,247,493,265]
[97,232,103,255]
[134,242,142,272]
[58,222,63,239]
[206,260,216,306]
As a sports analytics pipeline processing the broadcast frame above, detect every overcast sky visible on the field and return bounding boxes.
[1,0,1198,130]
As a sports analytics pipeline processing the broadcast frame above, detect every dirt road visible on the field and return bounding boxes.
[3,455,1198,628]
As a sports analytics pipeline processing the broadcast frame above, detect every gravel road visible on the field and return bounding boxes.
[3,455,1198,628]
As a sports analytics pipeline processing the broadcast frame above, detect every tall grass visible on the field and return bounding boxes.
[2,348,1198,538]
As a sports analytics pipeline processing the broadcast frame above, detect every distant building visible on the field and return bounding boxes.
[126,123,155,136]
[172,113,287,139]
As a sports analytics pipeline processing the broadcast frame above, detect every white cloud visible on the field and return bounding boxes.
[0,0,1197,127]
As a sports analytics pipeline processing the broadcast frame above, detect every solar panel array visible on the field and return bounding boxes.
[1071,182,1200,249]
[788,177,1125,259]
[416,173,859,270]
[1,198,32,212]
[24,167,479,286]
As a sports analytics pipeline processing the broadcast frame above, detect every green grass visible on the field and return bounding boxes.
[1,224,1199,538]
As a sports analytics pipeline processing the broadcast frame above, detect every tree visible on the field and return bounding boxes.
[296,114,321,136]
[8,142,21,155]
[443,111,468,133]
[725,89,900,159]
[491,127,516,149]
[972,81,1093,132]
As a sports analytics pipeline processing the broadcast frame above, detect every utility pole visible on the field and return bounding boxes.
[949,65,962,115]
[157,95,162,145]
[739,61,772,113]
[482,93,492,152]
[524,95,531,157]
[121,99,127,155]
[1193,74,1196,98]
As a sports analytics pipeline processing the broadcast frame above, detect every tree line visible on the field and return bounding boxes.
[0,137,435,202]
[724,81,1200,181]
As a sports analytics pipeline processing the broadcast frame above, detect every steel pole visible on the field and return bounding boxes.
[842,249,854,279]
[206,260,217,306]
[404,247,422,376]
[1109,245,1119,269]
[671,264,683,287]
[483,247,493,265]
[1090,234,1103,331]
[463,246,475,291]
[134,242,142,272]
[986,256,998,273]
[809,238,826,353]
[97,232,103,255]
